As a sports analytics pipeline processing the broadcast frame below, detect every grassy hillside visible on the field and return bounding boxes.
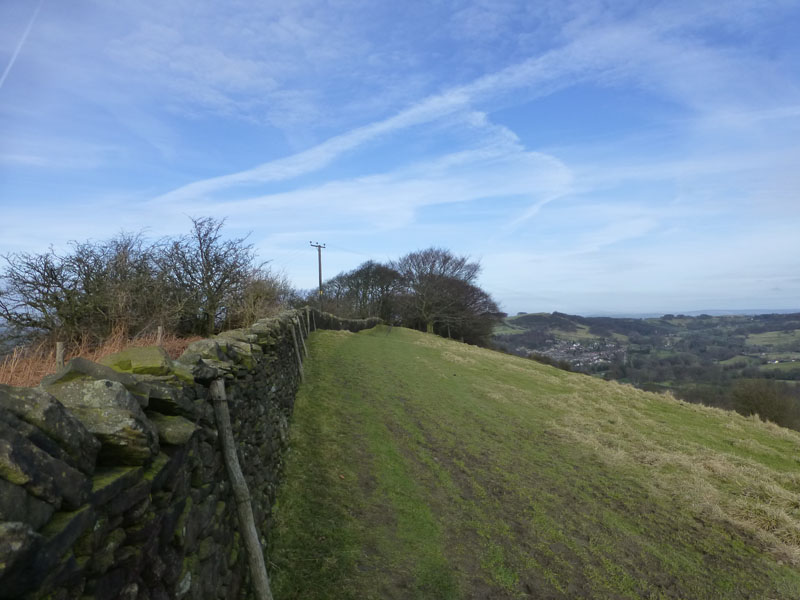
[268,326,800,599]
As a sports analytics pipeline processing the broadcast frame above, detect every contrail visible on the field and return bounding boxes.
[0,0,44,91]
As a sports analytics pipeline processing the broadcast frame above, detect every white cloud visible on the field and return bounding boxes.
[157,142,572,234]
[2,0,799,313]
[150,3,799,206]
[0,135,123,169]
[0,0,42,91]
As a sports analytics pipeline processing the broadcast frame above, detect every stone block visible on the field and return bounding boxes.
[151,584,171,600]
[175,356,222,385]
[43,379,159,466]
[142,383,197,419]
[114,544,143,573]
[122,495,152,526]
[160,544,182,586]
[33,505,96,589]
[145,449,184,494]
[0,420,90,510]
[148,413,198,446]
[0,477,55,530]
[41,357,150,407]
[0,384,100,475]
[99,346,174,377]
[179,339,224,362]
[196,536,214,561]
[117,582,139,600]
[90,465,144,508]
[0,521,43,598]
[215,336,264,369]
[158,497,186,547]
[91,527,126,574]
[93,567,127,600]
[124,512,161,545]
[141,553,166,587]
[0,406,75,469]
[107,478,151,516]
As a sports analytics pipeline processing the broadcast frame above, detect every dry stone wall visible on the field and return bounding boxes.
[0,308,380,600]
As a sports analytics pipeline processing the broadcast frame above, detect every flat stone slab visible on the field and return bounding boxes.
[41,358,150,407]
[100,346,175,376]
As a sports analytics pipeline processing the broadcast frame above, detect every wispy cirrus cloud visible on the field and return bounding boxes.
[151,2,800,211]
[2,0,799,313]
[0,0,42,91]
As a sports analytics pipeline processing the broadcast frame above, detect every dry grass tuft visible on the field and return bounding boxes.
[441,351,476,365]
[0,330,202,388]
[544,373,800,566]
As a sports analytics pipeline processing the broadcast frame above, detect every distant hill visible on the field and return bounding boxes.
[493,311,800,418]
[268,326,800,599]
[584,309,800,318]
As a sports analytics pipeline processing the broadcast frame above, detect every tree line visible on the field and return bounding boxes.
[308,247,502,346]
[0,217,293,346]
[1,219,501,350]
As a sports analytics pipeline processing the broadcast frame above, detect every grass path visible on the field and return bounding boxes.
[268,326,800,599]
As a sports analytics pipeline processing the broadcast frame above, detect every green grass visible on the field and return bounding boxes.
[746,329,800,347]
[493,321,528,335]
[552,323,596,341]
[268,326,800,599]
[760,361,800,373]
[719,354,761,366]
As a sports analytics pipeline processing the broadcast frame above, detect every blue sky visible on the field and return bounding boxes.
[1,0,799,315]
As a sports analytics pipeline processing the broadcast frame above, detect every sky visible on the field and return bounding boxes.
[1,0,799,316]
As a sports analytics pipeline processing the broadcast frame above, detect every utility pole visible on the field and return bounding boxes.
[309,241,325,312]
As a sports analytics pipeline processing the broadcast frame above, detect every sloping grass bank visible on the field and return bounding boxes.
[268,326,800,599]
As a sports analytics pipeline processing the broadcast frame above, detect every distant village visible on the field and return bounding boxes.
[516,338,626,371]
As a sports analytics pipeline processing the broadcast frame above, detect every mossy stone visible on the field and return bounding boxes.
[90,465,143,507]
[148,412,198,446]
[197,536,214,561]
[44,380,159,466]
[100,346,174,376]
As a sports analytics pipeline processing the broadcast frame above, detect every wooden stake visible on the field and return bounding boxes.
[156,325,163,346]
[290,324,304,381]
[210,380,274,600]
[296,319,308,358]
[55,342,65,370]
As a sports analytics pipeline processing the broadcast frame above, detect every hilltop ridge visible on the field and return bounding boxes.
[269,325,800,599]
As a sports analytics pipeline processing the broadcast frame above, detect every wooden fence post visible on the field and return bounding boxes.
[156,325,163,346]
[210,380,274,600]
[297,319,308,358]
[55,342,65,370]
[290,324,304,381]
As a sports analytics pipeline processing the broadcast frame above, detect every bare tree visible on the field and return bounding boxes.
[69,233,180,338]
[0,233,179,344]
[0,218,284,347]
[160,217,258,336]
[0,248,76,338]
[223,267,293,329]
